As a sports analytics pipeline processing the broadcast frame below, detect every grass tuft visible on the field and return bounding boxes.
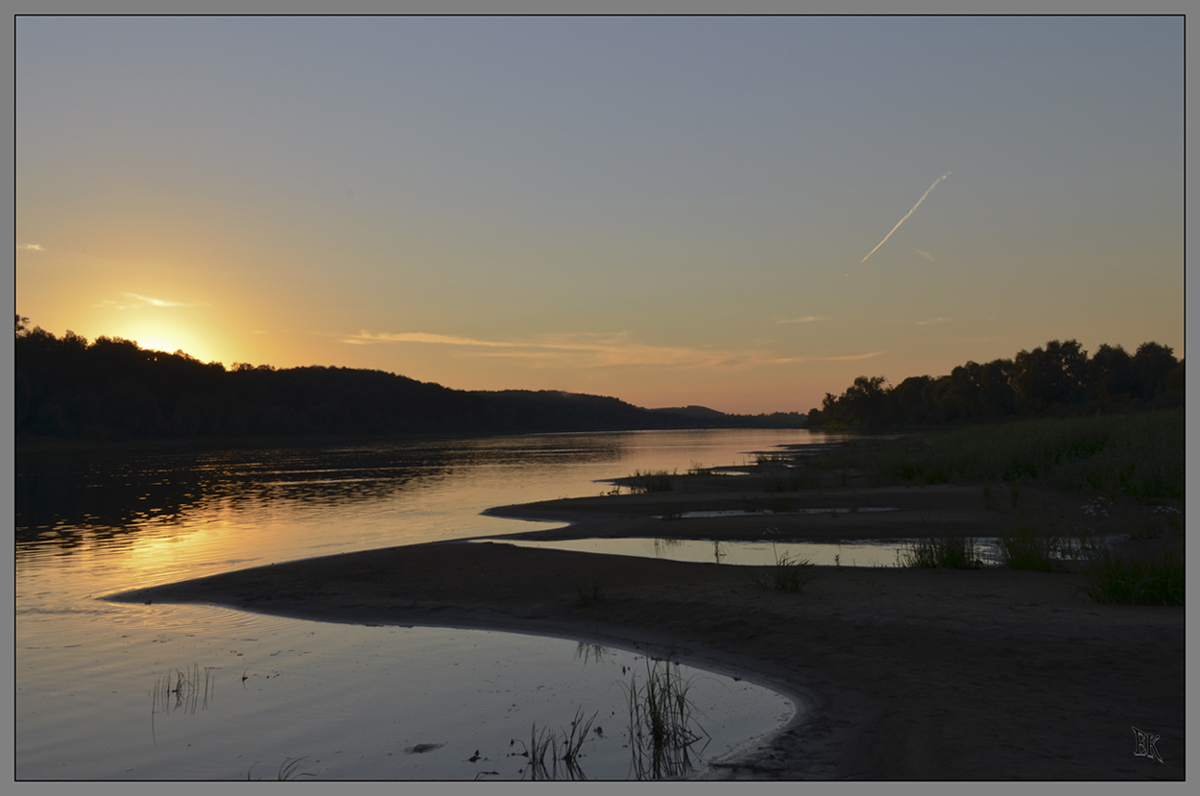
[522,708,597,781]
[630,469,674,493]
[749,544,819,592]
[622,658,709,780]
[998,520,1075,572]
[898,536,983,569]
[247,757,315,780]
[575,577,604,607]
[1080,548,1184,606]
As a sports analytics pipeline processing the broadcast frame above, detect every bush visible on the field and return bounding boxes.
[1081,549,1183,606]
[898,536,983,569]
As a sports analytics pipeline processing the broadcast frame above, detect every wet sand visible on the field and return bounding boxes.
[112,482,1185,780]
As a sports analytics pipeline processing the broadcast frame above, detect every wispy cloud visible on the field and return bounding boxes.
[95,292,195,310]
[914,249,938,262]
[776,316,831,324]
[344,330,752,369]
[812,350,885,362]
[345,329,883,371]
[347,331,524,348]
[915,317,952,326]
[124,292,190,307]
[17,243,44,251]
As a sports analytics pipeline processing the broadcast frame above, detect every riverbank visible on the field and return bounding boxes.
[110,477,1185,781]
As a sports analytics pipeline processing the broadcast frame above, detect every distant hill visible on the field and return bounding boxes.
[14,325,806,442]
[652,405,808,428]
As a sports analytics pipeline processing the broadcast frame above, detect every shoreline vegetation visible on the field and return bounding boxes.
[14,316,1182,445]
[14,317,803,443]
[111,409,1185,780]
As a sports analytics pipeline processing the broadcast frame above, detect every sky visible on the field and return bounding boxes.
[14,15,1185,414]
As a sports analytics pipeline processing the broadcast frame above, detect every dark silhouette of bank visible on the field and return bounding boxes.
[807,338,1183,430]
[13,316,804,442]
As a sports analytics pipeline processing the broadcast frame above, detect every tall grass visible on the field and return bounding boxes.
[998,520,1080,572]
[1081,548,1184,606]
[575,577,605,606]
[247,757,316,781]
[523,708,597,781]
[150,663,215,745]
[816,408,1183,498]
[629,469,675,493]
[897,536,983,569]
[749,545,819,592]
[623,659,709,780]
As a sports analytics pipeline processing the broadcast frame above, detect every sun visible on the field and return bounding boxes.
[110,317,219,363]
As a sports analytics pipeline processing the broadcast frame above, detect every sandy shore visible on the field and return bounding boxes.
[111,481,1185,781]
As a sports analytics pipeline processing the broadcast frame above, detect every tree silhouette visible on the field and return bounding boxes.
[811,338,1178,429]
[1088,343,1136,406]
[1132,342,1176,401]
[1012,340,1088,413]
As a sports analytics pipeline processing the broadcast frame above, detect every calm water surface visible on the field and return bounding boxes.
[16,429,831,780]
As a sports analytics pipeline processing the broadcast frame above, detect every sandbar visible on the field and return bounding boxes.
[111,482,1185,780]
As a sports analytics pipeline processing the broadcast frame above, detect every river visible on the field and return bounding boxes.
[15,428,829,781]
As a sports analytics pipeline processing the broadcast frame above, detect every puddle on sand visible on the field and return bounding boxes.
[480,536,926,567]
[477,535,1129,568]
[19,613,796,781]
[676,507,901,519]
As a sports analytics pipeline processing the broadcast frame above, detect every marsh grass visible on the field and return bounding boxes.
[574,642,608,664]
[248,757,316,780]
[623,659,709,780]
[815,409,1183,499]
[660,503,683,520]
[998,520,1078,572]
[898,536,983,569]
[749,544,819,592]
[575,577,605,607]
[1081,547,1184,606]
[630,469,674,493]
[150,663,215,744]
[523,708,597,781]
[754,452,791,465]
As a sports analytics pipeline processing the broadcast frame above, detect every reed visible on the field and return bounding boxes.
[150,663,215,745]
[814,408,1184,499]
[622,658,709,780]
[523,708,596,781]
[749,545,819,592]
[998,520,1075,572]
[247,757,316,780]
[575,577,605,607]
[629,469,674,493]
[898,535,983,569]
[1080,548,1184,606]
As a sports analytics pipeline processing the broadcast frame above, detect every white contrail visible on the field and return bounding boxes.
[859,171,951,265]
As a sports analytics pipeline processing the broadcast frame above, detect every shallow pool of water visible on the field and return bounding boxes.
[18,607,793,780]
[480,536,937,567]
[677,507,901,519]
[480,535,1129,568]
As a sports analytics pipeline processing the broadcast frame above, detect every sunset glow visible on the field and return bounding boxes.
[15,16,1185,414]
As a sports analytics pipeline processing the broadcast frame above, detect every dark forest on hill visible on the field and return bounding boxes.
[13,318,804,441]
[807,339,1184,430]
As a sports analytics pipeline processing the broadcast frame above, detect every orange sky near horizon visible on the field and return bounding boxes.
[15,17,1185,414]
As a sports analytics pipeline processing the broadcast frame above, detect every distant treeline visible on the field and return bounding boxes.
[14,319,804,442]
[808,339,1184,430]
